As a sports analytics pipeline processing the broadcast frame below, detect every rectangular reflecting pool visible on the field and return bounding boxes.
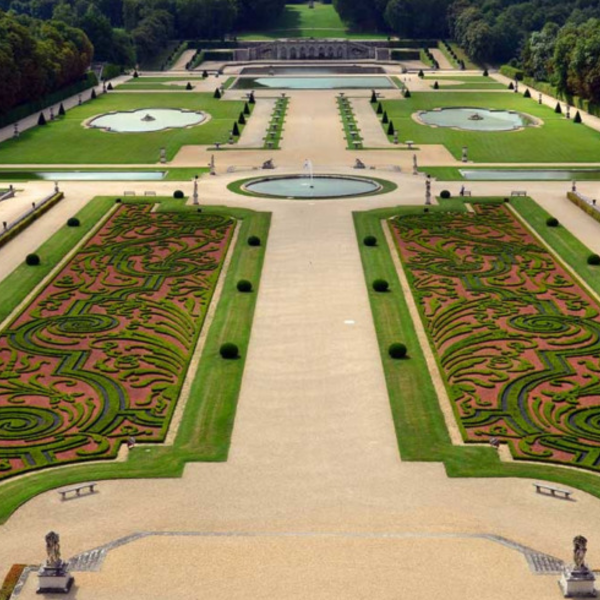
[460,169,600,181]
[36,171,167,181]
[233,76,394,90]
[240,66,385,75]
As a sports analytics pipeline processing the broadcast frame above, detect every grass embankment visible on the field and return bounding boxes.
[0,92,248,164]
[238,3,387,40]
[338,97,364,149]
[0,168,210,182]
[422,167,600,181]
[355,198,600,498]
[0,196,270,523]
[378,91,600,162]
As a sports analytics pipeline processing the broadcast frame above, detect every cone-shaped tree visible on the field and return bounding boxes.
[38,112,47,126]
[377,102,383,114]
[232,121,240,136]
[186,82,192,90]
[382,111,389,124]
[433,81,439,89]
[58,103,65,116]
[238,112,246,125]
[523,88,531,98]
[418,69,424,78]
[574,111,582,123]
[133,70,139,78]
[387,120,395,135]
[483,68,489,76]
[202,70,208,78]
[370,90,377,103]
[107,82,113,90]
[244,102,250,115]
[508,82,514,90]
[91,88,97,99]
[214,88,221,99]
[249,91,255,104]
[404,88,411,98]
[555,102,562,114]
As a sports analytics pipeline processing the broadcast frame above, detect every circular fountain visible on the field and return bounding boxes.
[240,174,385,199]
[88,108,206,133]
[416,107,535,131]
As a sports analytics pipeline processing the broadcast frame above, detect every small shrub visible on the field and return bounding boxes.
[247,235,261,246]
[237,279,253,292]
[58,103,65,116]
[67,217,80,227]
[508,82,514,90]
[173,190,184,199]
[404,88,411,98]
[219,342,239,359]
[370,90,377,103]
[546,217,559,227]
[418,69,424,78]
[186,82,192,90]
[115,198,122,203]
[555,102,562,114]
[433,80,439,89]
[38,112,47,126]
[440,190,451,199]
[388,343,407,359]
[424,207,429,212]
[91,88,96,99]
[214,88,221,99]
[249,92,256,104]
[587,254,600,265]
[363,235,377,247]
[133,70,139,78]
[202,70,208,78]
[107,82,113,90]
[523,88,531,98]
[574,111,582,124]
[372,279,389,292]
[26,253,40,266]
[504,197,510,203]
[483,68,489,76]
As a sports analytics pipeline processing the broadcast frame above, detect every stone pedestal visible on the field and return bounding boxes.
[560,567,596,597]
[37,563,74,594]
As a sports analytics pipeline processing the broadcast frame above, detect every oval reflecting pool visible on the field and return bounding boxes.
[88,108,206,133]
[243,175,382,198]
[417,107,533,131]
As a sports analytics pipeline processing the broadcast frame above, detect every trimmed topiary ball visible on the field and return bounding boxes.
[26,253,40,266]
[364,235,377,247]
[440,190,451,199]
[219,342,239,359]
[237,279,253,292]
[546,217,559,227]
[67,217,80,227]
[388,343,407,359]
[588,254,600,265]
[247,235,261,246]
[372,279,389,292]
[173,190,184,199]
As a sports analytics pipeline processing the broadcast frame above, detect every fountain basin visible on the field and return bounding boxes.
[416,107,535,131]
[88,108,206,133]
[233,76,393,90]
[239,175,385,199]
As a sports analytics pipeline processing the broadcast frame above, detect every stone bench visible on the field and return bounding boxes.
[511,190,527,197]
[58,482,98,501]
[461,190,472,197]
[533,483,572,500]
[124,191,136,196]
[143,191,156,196]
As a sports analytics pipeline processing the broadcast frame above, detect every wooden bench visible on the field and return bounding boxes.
[58,482,98,501]
[533,483,573,500]
[511,190,527,197]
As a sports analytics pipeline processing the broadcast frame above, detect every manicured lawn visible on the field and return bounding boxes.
[238,3,387,40]
[379,92,600,162]
[0,93,248,164]
[0,196,270,522]
[0,168,209,182]
[423,75,506,90]
[422,167,600,181]
[355,198,600,499]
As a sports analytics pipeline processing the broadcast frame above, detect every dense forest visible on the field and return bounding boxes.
[335,0,600,103]
[0,10,92,114]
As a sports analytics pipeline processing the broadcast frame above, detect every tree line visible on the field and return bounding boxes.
[0,9,92,115]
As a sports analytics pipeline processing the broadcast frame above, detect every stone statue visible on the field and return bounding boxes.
[573,535,588,570]
[262,159,275,170]
[45,531,62,568]
[354,158,365,169]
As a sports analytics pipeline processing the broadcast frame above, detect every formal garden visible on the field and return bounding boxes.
[0,197,270,520]
[376,92,600,162]
[0,92,250,164]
